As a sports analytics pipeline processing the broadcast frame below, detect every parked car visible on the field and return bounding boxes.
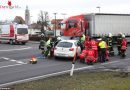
[54,40,81,59]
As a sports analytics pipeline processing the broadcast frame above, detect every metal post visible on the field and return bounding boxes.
[96,6,101,13]
[53,13,57,37]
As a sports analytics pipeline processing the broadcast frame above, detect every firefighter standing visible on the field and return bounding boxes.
[44,37,52,57]
[98,38,107,62]
[80,34,86,50]
[107,33,114,56]
[117,33,122,55]
[84,36,90,49]
[120,34,127,57]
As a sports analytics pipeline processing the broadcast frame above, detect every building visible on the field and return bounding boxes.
[51,19,63,30]
[25,6,30,25]
[13,16,25,24]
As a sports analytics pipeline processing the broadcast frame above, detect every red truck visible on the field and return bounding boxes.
[60,13,130,40]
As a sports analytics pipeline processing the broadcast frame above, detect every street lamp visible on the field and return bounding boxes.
[53,13,57,37]
[96,6,101,13]
[61,13,66,19]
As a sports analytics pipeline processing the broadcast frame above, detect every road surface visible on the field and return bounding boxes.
[0,42,130,87]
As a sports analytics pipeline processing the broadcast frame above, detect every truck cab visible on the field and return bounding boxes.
[60,15,88,37]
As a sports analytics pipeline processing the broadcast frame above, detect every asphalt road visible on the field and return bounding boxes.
[0,42,130,87]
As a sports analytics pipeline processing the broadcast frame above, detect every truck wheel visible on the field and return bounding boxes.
[22,42,26,45]
[10,40,14,45]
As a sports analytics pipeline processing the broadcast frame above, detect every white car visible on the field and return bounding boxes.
[54,40,81,59]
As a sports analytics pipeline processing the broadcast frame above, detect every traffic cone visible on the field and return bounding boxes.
[30,56,37,64]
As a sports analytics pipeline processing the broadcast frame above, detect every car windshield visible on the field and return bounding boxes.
[68,20,77,28]
[61,23,66,29]
[57,42,73,48]
[17,28,28,34]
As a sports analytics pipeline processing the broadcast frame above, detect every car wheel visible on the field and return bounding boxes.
[22,42,26,45]
[54,56,58,59]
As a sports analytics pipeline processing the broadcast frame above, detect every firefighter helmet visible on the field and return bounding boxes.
[122,34,125,38]
[108,33,112,37]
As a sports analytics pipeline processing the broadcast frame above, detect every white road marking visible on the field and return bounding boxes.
[17,61,26,64]
[0,57,27,64]
[0,47,31,52]
[0,63,27,69]
[10,60,17,62]
[2,57,9,60]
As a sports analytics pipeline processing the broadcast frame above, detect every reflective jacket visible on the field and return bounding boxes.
[98,41,107,49]
[107,38,113,47]
[80,34,86,43]
[46,39,51,47]
[117,36,122,47]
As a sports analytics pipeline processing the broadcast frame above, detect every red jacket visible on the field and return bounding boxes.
[86,49,95,57]
[121,38,127,50]
[90,40,98,50]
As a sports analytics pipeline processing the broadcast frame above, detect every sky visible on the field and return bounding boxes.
[1,0,130,22]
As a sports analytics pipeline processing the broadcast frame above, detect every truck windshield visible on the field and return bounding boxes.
[68,20,77,28]
[61,23,66,29]
[17,28,28,34]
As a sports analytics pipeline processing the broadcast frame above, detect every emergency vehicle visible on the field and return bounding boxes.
[0,23,29,45]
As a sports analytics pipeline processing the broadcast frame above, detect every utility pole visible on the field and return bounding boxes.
[53,13,57,37]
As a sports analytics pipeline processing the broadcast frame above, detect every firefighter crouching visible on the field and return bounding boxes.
[89,37,98,61]
[39,39,46,55]
[98,38,107,63]
[107,33,114,56]
[120,34,127,58]
[80,46,96,65]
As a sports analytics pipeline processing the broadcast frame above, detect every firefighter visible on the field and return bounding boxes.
[44,37,52,57]
[120,34,127,57]
[107,33,114,56]
[79,34,86,50]
[80,34,86,43]
[84,36,90,49]
[85,46,96,64]
[89,37,98,60]
[98,38,107,62]
[117,33,122,55]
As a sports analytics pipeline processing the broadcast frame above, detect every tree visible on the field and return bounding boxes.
[37,11,50,35]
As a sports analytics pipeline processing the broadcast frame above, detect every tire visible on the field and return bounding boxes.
[10,40,14,45]
[22,42,26,45]
[54,56,58,59]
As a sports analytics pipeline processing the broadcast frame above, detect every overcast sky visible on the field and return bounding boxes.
[0,0,130,22]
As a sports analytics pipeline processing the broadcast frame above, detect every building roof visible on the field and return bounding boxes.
[13,16,25,24]
[51,19,63,24]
